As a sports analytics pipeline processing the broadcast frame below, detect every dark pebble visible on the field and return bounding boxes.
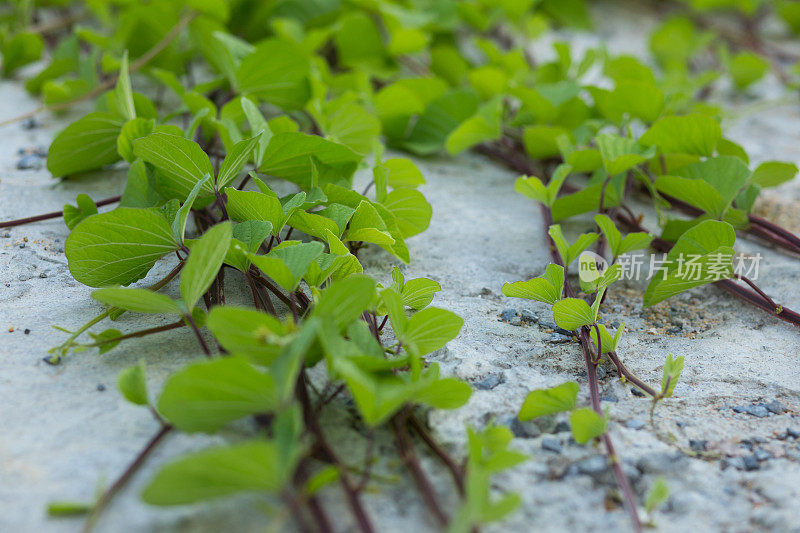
[625,419,646,430]
[722,457,744,470]
[763,400,787,415]
[733,404,770,418]
[500,308,517,322]
[554,421,571,433]
[16,154,43,170]
[743,455,760,471]
[21,117,38,130]
[689,439,708,452]
[631,388,646,397]
[667,326,682,334]
[18,243,26,249]
[23,329,30,335]
[96,384,106,392]
[573,456,607,477]
[554,326,574,336]
[547,332,572,344]
[541,438,562,453]
[600,394,618,403]
[539,319,558,330]
[473,373,505,391]
[753,449,771,461]
[520,309,538,324]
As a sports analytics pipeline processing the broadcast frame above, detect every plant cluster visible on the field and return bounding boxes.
[2,0,800,532]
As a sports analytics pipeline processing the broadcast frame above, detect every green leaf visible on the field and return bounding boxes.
[383,158,426,188]
[322,99,381,156]
[142,440,297,505]
[589,323,623,354]
[313,275,376,331]
[654,176,726,217]
[445,96,503,154]
[618,232,654,255]
[172,174,211,243]
[249,241,325,291]
[2,32,44,76]
[570,408,607,444]
[66,208,179,287]
[645,478,670,514]
[523,125,570,159]
[596,133,656,175]
[112,51,136,120]
[258,132,360,190]
[415,377,472,409]
[181,222,233,308]
[514,175,549,205]
[206,306,287,365]
[157,356,276,433]
[117,117,155,162]
[225,188,285,232]
[594,214,621,256]
[548,225,598,266]
[63,194,98,231]
[237,39,310,109]
[751,161,798,188]
[47,112,124,177]
[401,89,480,155]
[133,133,215,200]
[552,298,595,330]
[729,51,768,90]
[639,113,721,156]
[118,359,148,406]
[216,134,260,189]
[670,156,752,214]
[518,382,579,420]
[92,287,181,314]
[501,263,565,304]
[660,353,684,398]
[381,189,431,238]
[644,220,735,307]
[401,278,441,310]
[403,308,463,356]
[46,501,91,517]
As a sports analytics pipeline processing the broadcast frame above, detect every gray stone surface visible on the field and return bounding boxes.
[3,2,800,532]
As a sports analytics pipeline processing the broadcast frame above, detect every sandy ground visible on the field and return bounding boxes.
[2,2,800,532]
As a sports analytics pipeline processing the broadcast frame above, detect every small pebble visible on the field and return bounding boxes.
[625,419,646,430]
[722,457,744,470]
[753,448,771,461]
[631,388,645,398]
[96,384,106,392]
[520,309,538,324]
[786,427,800,439]
[554,421,571,433]
[510,316,522,326]
[541,438,562,453]
[18,243,26,249]
[600,394,618,403]
[21,117,38,130]
[547,332,572,344]
[574,456,607,477]
[743,455,760,471]
[733,404,770,418]
[16,154,43,170]
[473,373,505,391]
[763,400,787,415]
[667,326,682,334]
[23,329,30,335]
[499,308,517,322]
[689,439,708,452]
